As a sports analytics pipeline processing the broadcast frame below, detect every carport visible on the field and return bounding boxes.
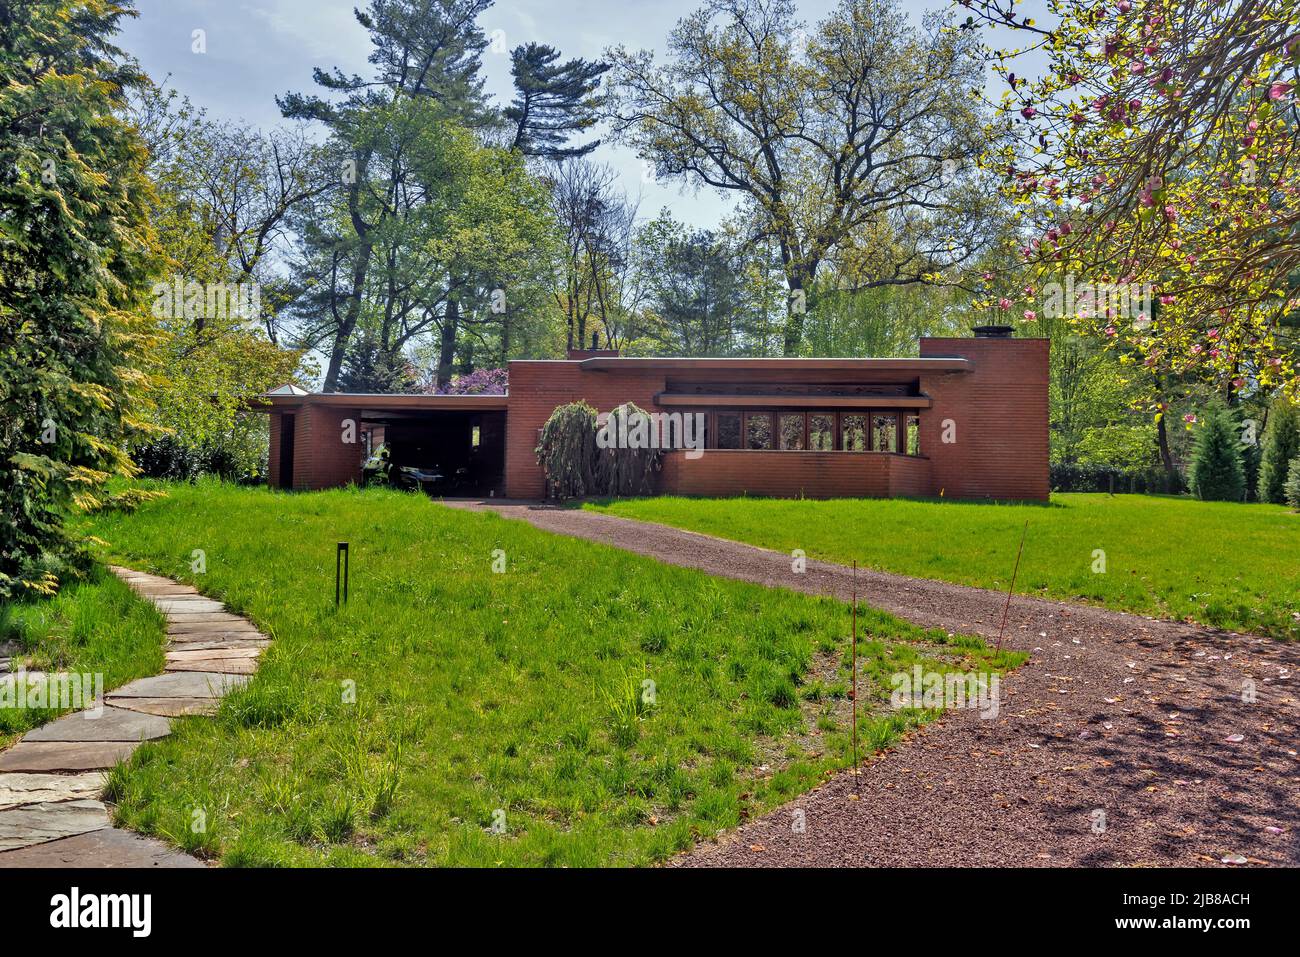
[260,390,508,495]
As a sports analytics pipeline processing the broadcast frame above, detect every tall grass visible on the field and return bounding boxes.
[586,494,1300,638]
[80,481,1020,866]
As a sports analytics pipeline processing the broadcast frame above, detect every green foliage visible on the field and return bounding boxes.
[589,494,1300,639]
[1258,398,1300,505]
[0,567,166,739]
[535,402,598,498]
[1285,456,1300,512]
[505,42,610,159]
[0,0,161,598]
[80,483,1015,865]
[1190,407,1247,502]
[536,402,663,499]
[593,404,662,496]
[130,84,317,473]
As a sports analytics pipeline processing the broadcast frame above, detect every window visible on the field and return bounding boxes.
[872,413,898,452]
[779,413,805,450]
[716,413,742,449]
[471,425,481,449]
[746,413,773,450]
[905,414,920,455]
[809,414,835,451]
[841,414,867,451]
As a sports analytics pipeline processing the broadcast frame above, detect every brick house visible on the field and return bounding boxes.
[259,328,1049,501]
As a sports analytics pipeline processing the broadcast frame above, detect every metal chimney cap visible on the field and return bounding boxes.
[972,324,1015,339]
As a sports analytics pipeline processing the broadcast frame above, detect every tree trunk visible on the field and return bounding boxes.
[436,291,459,388]
[323,239,374,392]
[781,265,812,357]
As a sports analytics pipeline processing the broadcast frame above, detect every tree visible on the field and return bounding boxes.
[279,0,494,390]
[1258,396,1300,503]
[963,0,1300,398]
[0,0,160,596]
[635,211,754,355]
[505,43,609,159]
[1285,455,1300,510]
[545,160,640,351]
[606,0,1000,354]
[1190,406,1247,501]
[130,85,314,478]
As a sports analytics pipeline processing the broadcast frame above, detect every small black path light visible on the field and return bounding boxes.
[336,542,349,607]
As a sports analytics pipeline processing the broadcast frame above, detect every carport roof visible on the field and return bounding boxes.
[255,390,508,411]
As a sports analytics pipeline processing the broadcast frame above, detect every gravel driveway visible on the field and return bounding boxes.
[446,500,1300,867]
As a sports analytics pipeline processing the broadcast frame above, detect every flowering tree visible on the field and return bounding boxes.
[429,367,508,396]
[962,0,1300,401]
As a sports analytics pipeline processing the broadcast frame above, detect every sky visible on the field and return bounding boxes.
[117,0,858,229]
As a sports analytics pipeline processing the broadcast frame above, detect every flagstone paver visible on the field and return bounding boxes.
[0,741,142,773]
[0,772,106,811]
[0,800,110,851]
[0,826,205,867]
[0,565,271,867]
[22,705,172,743]
[108,670,249,699]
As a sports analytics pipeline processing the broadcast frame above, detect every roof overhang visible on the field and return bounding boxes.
[655,393,932,409]
[577,356,973,373]
[252,392,508,412]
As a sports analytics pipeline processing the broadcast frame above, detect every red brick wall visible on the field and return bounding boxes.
[661,450,922,498]
[504,362,666,498]
[268,412,282,488]
[918,337,1050,501]
[291,404,366,490]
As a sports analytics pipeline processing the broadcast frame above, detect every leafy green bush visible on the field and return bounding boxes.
[1189,406,1246,502]
[0,2,159,598]
[1258,398,1300,504]
[535,402,599,498]
[536,401,662,499]
[1285,456,1300,512]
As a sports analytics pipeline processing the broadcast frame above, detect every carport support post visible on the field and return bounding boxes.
[336,542,349,606]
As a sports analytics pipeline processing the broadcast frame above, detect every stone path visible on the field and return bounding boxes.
[0,566,269,867]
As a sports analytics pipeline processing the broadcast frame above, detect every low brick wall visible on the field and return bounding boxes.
[659,450,931,499]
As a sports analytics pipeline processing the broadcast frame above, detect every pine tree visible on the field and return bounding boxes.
[1257,397,1300,504]
[1285,456,1300,511]
[1190,406,1246,502]
[0,0,160,597]
[505,43,610,158]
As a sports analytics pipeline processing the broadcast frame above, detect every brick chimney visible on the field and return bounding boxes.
[567,330,621,360]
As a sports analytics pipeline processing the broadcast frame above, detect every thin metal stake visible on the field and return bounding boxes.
[996,522,1028,652]
[336,541,349,606]
[851,560,858,779]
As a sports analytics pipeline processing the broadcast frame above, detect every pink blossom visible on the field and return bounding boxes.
[1164,205,1177,221]
[1129,61,1146,75]
[1021,106,1037,119]
[1023,310,1037,321]
[1270,82,1292,101]
[1159,294,1175,305]
[1105,326,1118,337]
[1183,413,1197,424]
[998,298,1013,310]
[1118,0,1131,11]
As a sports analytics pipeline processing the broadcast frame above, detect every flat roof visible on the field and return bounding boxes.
[575,356,973,372]
[255,392,508,411]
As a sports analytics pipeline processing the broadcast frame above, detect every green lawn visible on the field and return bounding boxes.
[585,494,1300,639]
[0,568,167,744]
[76,482,1020,867]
